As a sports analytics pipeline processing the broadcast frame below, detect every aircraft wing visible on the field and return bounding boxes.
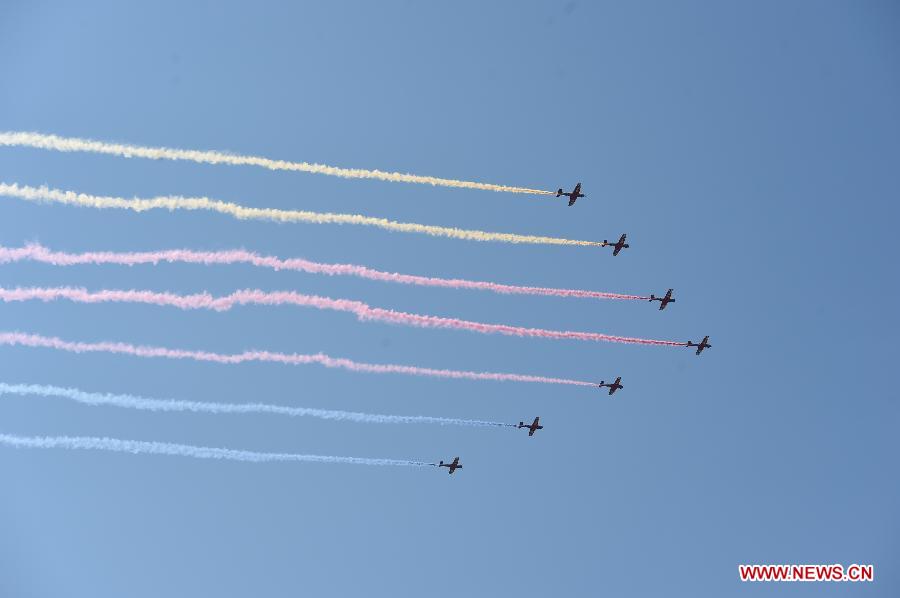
[568,196,577,206]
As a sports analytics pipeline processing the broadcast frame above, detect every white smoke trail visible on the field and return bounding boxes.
[0,433,435,467]
[0,382,514,428]
[0,183,604,248]
[0,131,553,195]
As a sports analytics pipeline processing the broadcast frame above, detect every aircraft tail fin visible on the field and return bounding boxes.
[556,188,563,197]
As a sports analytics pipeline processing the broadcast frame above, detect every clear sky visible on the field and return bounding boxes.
[1,1,897,596]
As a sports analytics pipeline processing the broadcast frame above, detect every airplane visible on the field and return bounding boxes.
[686,335,712,355]
[603,234,629,256]
[598,376,624,396]
[518,416,543,436]
[649,289,675,310]
[438,457,462,474]
[556,182,585,206]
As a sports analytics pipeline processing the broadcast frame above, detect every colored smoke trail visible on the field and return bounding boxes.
[0,183,602,248]
[0,287,685,347]
[0,332,598,387]
[0,382,515,428]
[0,433,435,467]
[0,131,553,195]
[0,244,648,301]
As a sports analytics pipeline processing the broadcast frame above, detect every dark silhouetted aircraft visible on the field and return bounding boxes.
[649,289,675,310]
[598,376,624,396]
[518,416,543,436]
[438,457,462,474]
[556,183,584,206]
[604,234,629,256]
[686,335,712,355]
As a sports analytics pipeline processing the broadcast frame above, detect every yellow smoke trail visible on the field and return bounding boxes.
[0,183,604,247]
[0,131,554,195]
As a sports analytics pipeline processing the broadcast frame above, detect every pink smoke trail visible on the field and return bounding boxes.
[0,287,685,347]
[0,331,597,386]
[0,243,648,301]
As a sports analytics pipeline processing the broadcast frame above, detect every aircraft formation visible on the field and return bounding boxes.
[434,184,709,475]
[0,133,712,475]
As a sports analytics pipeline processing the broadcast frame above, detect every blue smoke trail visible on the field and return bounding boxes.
[0,433,436,467]
[0,382,516,428]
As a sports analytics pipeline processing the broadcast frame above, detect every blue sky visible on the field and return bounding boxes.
[1,1,898,596]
